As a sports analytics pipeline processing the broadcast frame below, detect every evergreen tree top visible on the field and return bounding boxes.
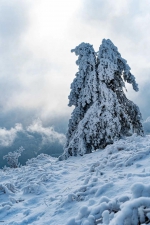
[69,42,97,108]
[99,39,139,91]
[71,42,95,57]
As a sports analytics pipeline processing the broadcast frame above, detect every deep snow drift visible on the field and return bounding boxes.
[1,134,150,224]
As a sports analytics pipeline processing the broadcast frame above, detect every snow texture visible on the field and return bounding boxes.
[1,135,150,224]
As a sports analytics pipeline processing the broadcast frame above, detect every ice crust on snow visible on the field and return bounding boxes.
[1,135,150,224]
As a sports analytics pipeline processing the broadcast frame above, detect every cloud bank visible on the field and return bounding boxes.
[0,119,66,168]
[0,124,22,147]
[27,119,66,145]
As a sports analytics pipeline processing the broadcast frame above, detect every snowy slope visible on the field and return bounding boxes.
[1,134,150,224]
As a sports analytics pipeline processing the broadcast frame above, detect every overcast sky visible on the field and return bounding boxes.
[0,0,150,129]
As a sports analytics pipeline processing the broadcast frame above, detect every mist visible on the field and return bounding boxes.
[1,118,67,168]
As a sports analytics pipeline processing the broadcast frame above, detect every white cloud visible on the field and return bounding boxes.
[0,0,81,118]
[0,118,66,149]
[0,124,23,147]
[26,119,66,145]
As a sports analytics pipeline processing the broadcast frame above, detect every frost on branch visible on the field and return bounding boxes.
[59,39,144,160]
[97,39,143,141]
[60,43,98,159]
[3,146,25,168]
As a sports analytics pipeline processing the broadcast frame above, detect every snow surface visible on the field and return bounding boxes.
[1,134,150,224]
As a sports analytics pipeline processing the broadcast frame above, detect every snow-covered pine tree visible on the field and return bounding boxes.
[59,39,144,160]
[3,146,25,168]
[61,43,98,158]
[62,43,98,158]
[96,39,144,142]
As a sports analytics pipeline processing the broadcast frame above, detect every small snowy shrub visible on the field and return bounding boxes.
[3,146,25,168]
[0,183,16,194]
[23,183,46,195]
